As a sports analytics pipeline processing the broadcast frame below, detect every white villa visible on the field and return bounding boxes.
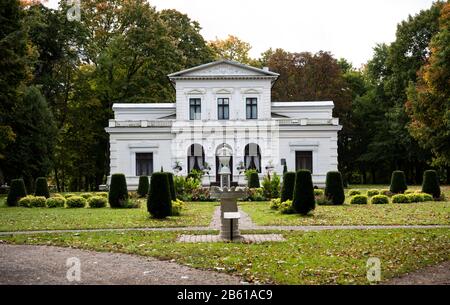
[105,60,342,189]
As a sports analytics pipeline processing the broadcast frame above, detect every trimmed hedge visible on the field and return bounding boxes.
[88,196,107,208]
[350,195,368,205]
[421,170,441,199]
[392,194,409,203]
[137,176,149,198]
[279,200,295,214]
[18,195,46,208]
[147,172,172,218]
[371,195,389,204]
[108,173,129,208]
[324,171,345,205]
[34,177,50,198]
[66,196,86,208]
[406,193,424,203]
[280,172,296,203]
[6,179,27,206]
[80,193,93,199]
[389,171,407,194]
[248,172,260,188]
[348,190,361,196]
[46,197,66,208]
[167,172,176,201]
[367,189,380,197]
[292,170,315,215]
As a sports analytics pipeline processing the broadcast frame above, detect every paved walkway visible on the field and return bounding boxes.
[209,206,255,229]
[0,244,243,285]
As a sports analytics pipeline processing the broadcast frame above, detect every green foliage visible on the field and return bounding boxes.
[283,164,288,174]
[66,196,87,208]
[6,178,27,206]
[190,187,212,202]
[80,193,93,199]
[171,199,185,216]
[316,195,332,206]
[371,195,389,205]
[244,188,266,201]
[348,190,361,196]
[108,174,129,208]
[389,171,408,194]
[248,172,260,188]
[186,169,203,182]
[279,200,295,214]
[325,171,345,205]
[406,193,424,203]
[167,172,176,201]
[88,196,107,208]
[147,172,172,218]
[137,176,149,198]
[18,195,46,208]
[350,195,368,205]
[64,193,75,199]
[46,197,66,208]
[281,172,296,203]
[314,189,324,196]
[367,189,380,197]
[420,193,434,202]
[34,177,50,198]
[95,192,108,198]
[270,198,281,210]
[262,173,280,199]
[380,189,392,196]
[421,170,441,198]
[292,170,315,215]
[392,194,410,204]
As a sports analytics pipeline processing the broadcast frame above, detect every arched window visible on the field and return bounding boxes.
[187,144,205,173]
[244,143,261,173]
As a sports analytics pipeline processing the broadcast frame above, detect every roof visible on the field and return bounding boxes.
[112,103,175,110]
[271,101,334,108]
[168,60,279,79]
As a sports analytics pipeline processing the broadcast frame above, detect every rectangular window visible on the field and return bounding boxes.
[217,98,229,120]
[295,151,313,173]
[189,98,201,120]
[246,98,257,119]
[136,153,153,176]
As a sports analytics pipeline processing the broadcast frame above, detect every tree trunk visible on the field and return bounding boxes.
[54,168,60,192]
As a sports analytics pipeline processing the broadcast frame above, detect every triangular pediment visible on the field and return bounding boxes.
[168,60,279,78]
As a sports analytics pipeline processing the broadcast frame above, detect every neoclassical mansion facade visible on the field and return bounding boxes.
[105,60,342,189]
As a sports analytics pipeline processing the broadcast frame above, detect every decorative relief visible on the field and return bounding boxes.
[185,63,264,76]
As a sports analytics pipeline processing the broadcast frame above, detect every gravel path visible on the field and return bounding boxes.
[0,244,243,285]
[385,261,450,285]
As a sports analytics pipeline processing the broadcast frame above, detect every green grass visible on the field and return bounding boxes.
[2,228,449,284]
[0,199,217,232]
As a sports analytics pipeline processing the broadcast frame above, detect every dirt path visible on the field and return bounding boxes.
[385,261,450,285]
[0,244,243,285]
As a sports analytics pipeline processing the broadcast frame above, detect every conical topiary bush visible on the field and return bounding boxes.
[292,170,315,215]
[325,171,345,205]
[147,172,172,218]
[389,171,407,194]
[248,172,260,188]
[137,176,149,198]
[34,177,50,198]
[281,172,296,203]
[7,179,27,206]
[108,173,128,208]
[421,170,440,199]
[167,172,176,201]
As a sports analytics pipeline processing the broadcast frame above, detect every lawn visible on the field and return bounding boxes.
[2,228,449,284]
[0,198,217,232]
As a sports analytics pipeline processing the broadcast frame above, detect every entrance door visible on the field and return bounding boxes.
[216,156,233,183]
[295,151,313,173]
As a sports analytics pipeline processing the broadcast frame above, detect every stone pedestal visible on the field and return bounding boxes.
[219,198,241,240]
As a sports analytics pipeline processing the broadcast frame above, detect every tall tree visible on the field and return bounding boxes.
[209,35,257,65]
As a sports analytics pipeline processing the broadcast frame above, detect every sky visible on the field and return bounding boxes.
[45,0,436,68]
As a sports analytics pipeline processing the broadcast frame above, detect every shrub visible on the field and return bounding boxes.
[262,173,280,199]
[95,192,108,198]
[244,188,266,201]
[380,189,392,196]
[281,172,296,203]
[279,200,295,214]
[66,196,87,208]
[191,187,212,202]
[389,171,407,194]
[392,194,409,204]
[314,189,324,196]
[137,176,149,198]
[248,171,260,188]
[406,193,424,203]
[292,170,315,215]
[46,197,66,208]
[147,172,172,218]
[173,175,186,199]
[18,195,46,208]
[186,169,203,182]
[109,173,129,208]
[80,193,93,199]
[367,189,380,197]
[405,190,416,194]
[316,195,332,206]
[270,198,281,210]
[348,190,361,196]
[167,173,176,201]
[53,193,64,198]
[171,199,185,216]
[34,177,50,198]
[244,169,258,181]
[420,193,434,202]
[350,195,368,205]
[371,195,389,204]
[88,196,107,208]
[6,179,27,206]
[421,170,441,199]
[64,193,75,199]
[324,171,345,205]
[122,199,140,209]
